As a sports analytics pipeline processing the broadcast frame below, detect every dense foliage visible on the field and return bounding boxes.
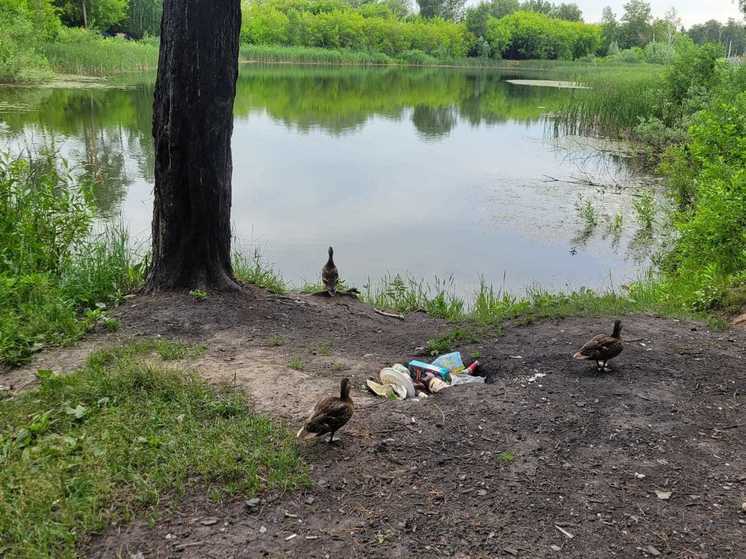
[485,11,601,60]
[658,66,746,311]
[5,0,739,81]
[240,0,472,57]
[560,41,746,313]
[0,153,140,365]
[54,0,128,30]
[688,19,746,58]
[238,0,602,60]
[0,0,58,80]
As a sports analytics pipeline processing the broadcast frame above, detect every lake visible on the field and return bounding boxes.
[0,64,656,297]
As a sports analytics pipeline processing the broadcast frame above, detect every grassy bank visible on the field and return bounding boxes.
[557,41,746,316]
[0,340,307,558]
[240,44,507,68]
[0,139,719,369]
[0,152,141,366]
[42,29,158,76]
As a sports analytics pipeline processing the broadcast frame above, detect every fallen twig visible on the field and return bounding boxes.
[309,288,360,298]
[374,308,405,320]
[555,525,575,539]
[174,542,205,551]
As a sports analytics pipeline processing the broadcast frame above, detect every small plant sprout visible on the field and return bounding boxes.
[497,451,515,463]
[575,194,599,229]
[633,190,656,230]
[288,357,305,371]
[189,289,208,301]
[268,335,285,347]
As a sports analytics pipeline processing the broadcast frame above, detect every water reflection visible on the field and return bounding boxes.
[0,65,655,295]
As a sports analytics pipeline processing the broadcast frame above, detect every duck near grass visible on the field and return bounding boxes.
[321,246,339,296]
[573,319,624,372]
[297,378,353,444]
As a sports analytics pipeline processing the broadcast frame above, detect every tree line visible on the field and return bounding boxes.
[0,0,745,78]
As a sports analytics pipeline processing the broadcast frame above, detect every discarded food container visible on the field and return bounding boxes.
[428,377,450,393]
[431,352,465,374]
[366,379,406,400]
[464,360,479,374]
[450,374,485,386]
[379,366,416,399]
[409,360,450,382]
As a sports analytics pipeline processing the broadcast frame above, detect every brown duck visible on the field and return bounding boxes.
[574,319,624,372]
[296,378,353,443]
[321,246,339,296]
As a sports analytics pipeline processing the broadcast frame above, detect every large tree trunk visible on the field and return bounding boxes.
[146,0,241,292]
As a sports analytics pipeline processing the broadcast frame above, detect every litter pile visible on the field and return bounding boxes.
[366,352,484,400]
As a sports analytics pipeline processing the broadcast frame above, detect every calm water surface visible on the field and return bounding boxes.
[0,65,655,296]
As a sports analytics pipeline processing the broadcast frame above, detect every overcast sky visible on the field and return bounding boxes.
[574,1,744,26]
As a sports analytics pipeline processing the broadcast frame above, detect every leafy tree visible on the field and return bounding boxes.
[601,6,619,52]
[651,7,680,45]
[382,0,410,18]
[688,18,746,57]
[416,0,464,20]
[688,19,724,44]
[520,0,552,15]
[620,0,651,48]
[486,10,601,59]
[54,0,128,30]
[464,0,519,37]
[122,0,162,37]
[553,3,582,21]
[0,0,60,80]
[665,38,724,107]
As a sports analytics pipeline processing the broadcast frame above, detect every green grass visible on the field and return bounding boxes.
[288,357,305,371]
[0,154,145,366]
[575,195,599,232]
[267,335,286,347]
[189,289,209,301]
[361,274,464,320]
[233,249,287,294]
[42,29,158,76]
[0,226,144,367]
[0,341,307,558]
[240,45,505,69]
[316,341,332,357]
[554,66,664,137]
[633,190,657,230]
[497,451,515,463]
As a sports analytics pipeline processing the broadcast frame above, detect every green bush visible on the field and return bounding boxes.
[42,27,159,75]
[0,153,92,276]
[0,153,142,365]
[240,0,473,58]
[485,11,602,60]
[662,92,746,308]
[0,0,58,81]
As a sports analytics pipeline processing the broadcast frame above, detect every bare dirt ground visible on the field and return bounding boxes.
[5,286,746,558]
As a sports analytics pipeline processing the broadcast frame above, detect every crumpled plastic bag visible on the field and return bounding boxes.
[431,352,465,374]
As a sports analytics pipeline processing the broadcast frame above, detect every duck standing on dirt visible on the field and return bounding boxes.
[321,246,339,296]
[296,378,353,443]
[573,319,624,372]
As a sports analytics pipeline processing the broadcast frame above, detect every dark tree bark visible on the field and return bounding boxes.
[146,0,241,291]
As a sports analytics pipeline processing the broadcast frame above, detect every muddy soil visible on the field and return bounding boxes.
[5,286,745,558]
